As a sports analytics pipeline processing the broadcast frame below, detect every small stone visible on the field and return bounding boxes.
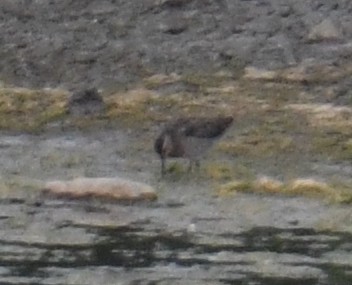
[159,14,188,35]
[278,5,293,17]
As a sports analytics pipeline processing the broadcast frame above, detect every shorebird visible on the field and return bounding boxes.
[154,116,233,175]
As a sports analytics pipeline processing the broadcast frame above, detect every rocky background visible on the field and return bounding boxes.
[1,0,352,92]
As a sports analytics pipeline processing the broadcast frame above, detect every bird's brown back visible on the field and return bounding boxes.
[154,116,233,156]
[180,116,233,138]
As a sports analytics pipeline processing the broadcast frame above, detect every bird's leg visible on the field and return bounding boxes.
[195,160,200,170]
[161,157,166,176]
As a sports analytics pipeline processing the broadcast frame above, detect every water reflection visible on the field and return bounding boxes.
[1,218,351,285]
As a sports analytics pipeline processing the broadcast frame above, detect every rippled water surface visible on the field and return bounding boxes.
[0,197,351,285]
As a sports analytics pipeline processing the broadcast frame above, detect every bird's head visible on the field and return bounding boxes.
[154,134,175,158]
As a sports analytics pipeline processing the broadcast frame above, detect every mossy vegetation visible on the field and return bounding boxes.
[164,162,187,178]
[105,88,159,126]
[217,176,352,204]
[0,87,68,131]
[244,63,352,85]
[205,162,235,181]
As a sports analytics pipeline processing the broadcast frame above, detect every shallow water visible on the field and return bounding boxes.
[0,198,351,285]
[0,130,351,284]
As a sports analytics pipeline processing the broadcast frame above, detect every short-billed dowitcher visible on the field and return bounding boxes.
[154,116,233,175]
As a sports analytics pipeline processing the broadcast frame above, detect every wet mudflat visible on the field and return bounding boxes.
[0,130,352,285]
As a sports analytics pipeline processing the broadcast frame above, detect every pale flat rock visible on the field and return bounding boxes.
[43,177,157,201]
[308,19,343,42]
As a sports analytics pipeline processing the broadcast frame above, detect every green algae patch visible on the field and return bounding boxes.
[217,180,253,196]
[0,87,68,131]
[205,162,235,181]
[166,162,186,175]
[203,161,255,182]
[218,133,294,159]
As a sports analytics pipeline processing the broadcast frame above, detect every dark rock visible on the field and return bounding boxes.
[159,14,188,35]
[278,5,293,18]
[160,0,191,9]
[68,88,105,116]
